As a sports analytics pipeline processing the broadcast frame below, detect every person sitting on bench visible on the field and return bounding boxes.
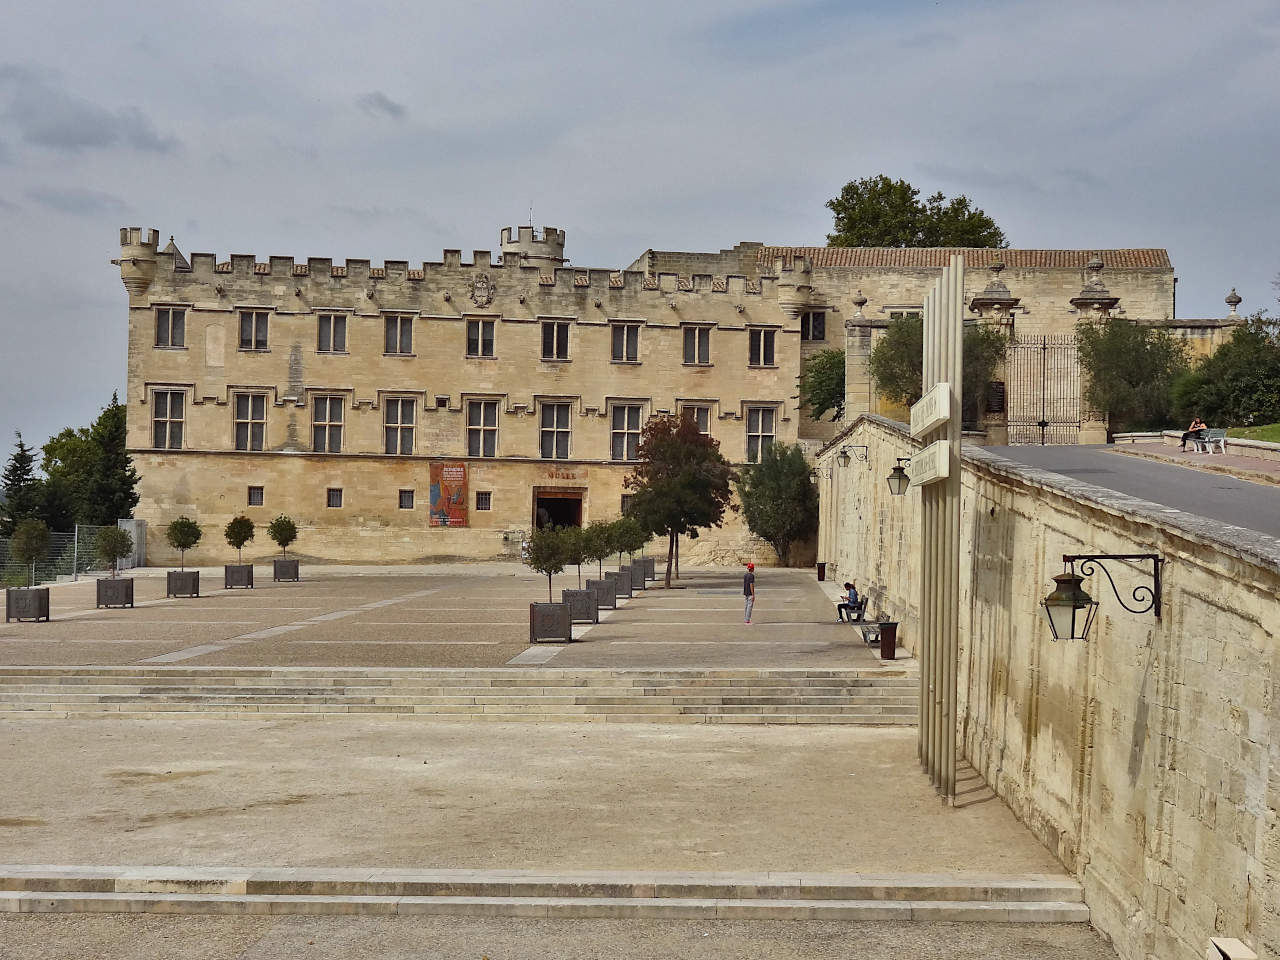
[1180,416,1207,451]
[837,582,863,622]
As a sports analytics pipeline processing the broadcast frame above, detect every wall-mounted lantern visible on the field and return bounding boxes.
[886,458,911,497]
[837,445,869,468]
[1041,553,1163,641]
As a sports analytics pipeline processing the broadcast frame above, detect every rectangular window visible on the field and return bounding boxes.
[238,310,268,351]
[467,400,498,457]
[611,404,642,461]
[620,493,634,514]
[398,489,414,510]
[318,314,347,353]
[151,391,184,449]
[327,488,343,508]
[234,393,267,451]
[611,323,640,362]
[384,315,413,355]
[466,319,495,357]
[435,395,450,409]
[683,405,711,435]
[800,311,826,341]
[541,321,569,360]
[746,406,777,463]
[384,397,415,455]
[748,329,776,367]
[247,485,264,507]
[311,395,344,453]
[475,491,492,511]
[540,402,571,460]
[155,308,185,348]
[682,326,711,365]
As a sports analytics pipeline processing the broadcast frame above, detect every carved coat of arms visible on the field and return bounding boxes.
[470,273,495,307]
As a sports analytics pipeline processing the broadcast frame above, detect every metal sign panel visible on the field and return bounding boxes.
[911,440,950,488]
[910,381,951,438]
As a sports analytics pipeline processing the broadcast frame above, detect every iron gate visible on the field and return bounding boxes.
[1006,334,1081,444]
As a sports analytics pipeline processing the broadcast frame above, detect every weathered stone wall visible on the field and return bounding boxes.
[818,414,1280,960]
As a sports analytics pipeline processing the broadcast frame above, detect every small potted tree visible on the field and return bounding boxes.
[524,525,571,643]
[223,515,255,588]
[94,526,135,609]
[4,518,51,623]
[165,516,202,597]
[267,514,299,582]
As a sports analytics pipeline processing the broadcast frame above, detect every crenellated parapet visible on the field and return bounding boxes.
[114,227,160,302]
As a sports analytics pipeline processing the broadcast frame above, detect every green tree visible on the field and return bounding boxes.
[1077,318,1191,433]
[609,515,647,568]
[11,517,51,586]
[524,524,567,602]
[736,443,819,565]
[799,348,846,421]
[963,325,1011,426]
[267,515,298,557]
[625,414,736,588]
[826,175,1007,248]
[95,526,134,578]
[165,516,202,570]
[38,474,77,533]
[558,525,589,588]
[582,520,613,579]
[1,433,41,537]
[224,515,255,562]
[1172,315,1280,427]
[84,393,140,525]
[41,425,98,524]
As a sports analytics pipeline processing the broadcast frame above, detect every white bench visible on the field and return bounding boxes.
[1192,428,1228,454]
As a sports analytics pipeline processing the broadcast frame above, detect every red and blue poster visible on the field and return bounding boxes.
[429,462,468,527]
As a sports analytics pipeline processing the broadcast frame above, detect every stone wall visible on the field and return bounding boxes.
[817,415,1280,960]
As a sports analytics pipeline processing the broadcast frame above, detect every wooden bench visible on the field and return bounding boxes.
[1192,428,1227,454]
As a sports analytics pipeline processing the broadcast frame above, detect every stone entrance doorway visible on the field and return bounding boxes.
[533,487,584,528]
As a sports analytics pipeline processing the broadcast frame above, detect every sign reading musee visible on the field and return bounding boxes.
[910,439,950,486]
[910,381,951,438]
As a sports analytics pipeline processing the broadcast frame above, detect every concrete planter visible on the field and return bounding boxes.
[586,577,616,610]
[562,588,599,625]
[529,602,572,643]
[630,563,646,591]
[642,557,656,581]
[95,577,134,609]
[273,558,300,582]
[166,570,200,598]
[5,587,50,623]
[224,564,254,589]
[610,568,633,599]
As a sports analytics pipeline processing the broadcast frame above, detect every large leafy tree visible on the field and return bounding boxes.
[1077,318,1191,433]
[1,433,41,537]
[736,443,818,566]
[625,414,736,588]
[826,175,1007,248]
[799,348,846,421]
[85,393,140,525]
[1173,315,1280,427]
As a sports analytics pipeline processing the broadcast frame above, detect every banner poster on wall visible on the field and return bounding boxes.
[429,462,468,527]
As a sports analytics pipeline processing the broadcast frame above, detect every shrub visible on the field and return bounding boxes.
[165,516,202,571]
[95,526,134,578]
[224,515,255,563]
[10,518,50,587]
[524,525,568,602]
[267,515,298,557]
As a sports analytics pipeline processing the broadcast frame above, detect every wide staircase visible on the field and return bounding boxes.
[0,666,918,724]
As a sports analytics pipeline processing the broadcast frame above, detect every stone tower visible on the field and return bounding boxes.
[500,226,567,269]
[114,227,160,303]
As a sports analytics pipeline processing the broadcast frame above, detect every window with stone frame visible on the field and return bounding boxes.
[682,325,711,365]
[238,310,269,351]
[317,314,347,353]
[611,322,640,362]
[466,319,495,358]
[155,307,185,348]
[233,393,267,451]
[800,311,826,341]
[327,488,343,508]
[247,486,264,507]
[467,400,499,457]
[540,402,571,460]
[383,397,415,455]
[541,320,570,360]
[384,315,413,355]
[682,404,711,435]
[398,489,414,510]
[620,493,634,514]
[748,328,776,367]
[311,395,344,453]
[745,406,776,463]
[151,390,184,449]
[475,490,492,511]
[611,403,642,461]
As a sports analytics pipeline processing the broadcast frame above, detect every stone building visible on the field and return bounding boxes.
[117,226,1245,564]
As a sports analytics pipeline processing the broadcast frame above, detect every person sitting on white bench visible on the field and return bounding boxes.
[1180,416,1207,451]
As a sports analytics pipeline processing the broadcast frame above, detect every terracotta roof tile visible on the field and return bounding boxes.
[214,262,231,274]
[574,274,589,287]
[253,263,269,275]
[369,267,386,279]
[642,277,658,290]
[759,247,1171,270]
[609,274,624,288]
[712,279,727,292]
[331,266,347,278]
[292,264,309,276]
[407,269,424,281]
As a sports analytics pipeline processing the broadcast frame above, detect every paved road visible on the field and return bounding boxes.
[987,445,1280,539]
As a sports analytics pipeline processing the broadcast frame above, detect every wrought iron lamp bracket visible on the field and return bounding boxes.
[1063,553,1163,619]
[838,445,870,467]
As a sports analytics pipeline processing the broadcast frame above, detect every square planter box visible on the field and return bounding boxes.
[610,568,633,599]
[529,602,572,643]
[273,558,300,582]
[642,557,656,581]
[166,570,200,598]
[96,577,134,609]
[630,563,646,591]
[561,588,599,625]
[586,577,616,610]
[224,564,254,589]
[5,586,50,623]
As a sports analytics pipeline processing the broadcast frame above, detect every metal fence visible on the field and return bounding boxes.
[0,524,111,587]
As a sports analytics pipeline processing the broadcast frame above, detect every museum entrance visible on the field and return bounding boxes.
[533,488,584,529]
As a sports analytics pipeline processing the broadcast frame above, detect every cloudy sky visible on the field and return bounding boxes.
[1,0,1277,455]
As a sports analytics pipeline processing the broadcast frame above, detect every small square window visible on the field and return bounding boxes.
[475,491,492,511]
[800,311,826,341]
[398,489,414,510]
[435,396,450,409]
[327,488,343,508]
[247,485,264,506]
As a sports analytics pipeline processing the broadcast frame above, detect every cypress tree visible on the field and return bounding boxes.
[85,393,140,525]
[1,433,42,537]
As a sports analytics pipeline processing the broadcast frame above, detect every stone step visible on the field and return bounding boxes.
[0,667,915,678]
[0,695,920,711]
[0,673,919,688]
[0,682,919,697]
[0,708,914,724]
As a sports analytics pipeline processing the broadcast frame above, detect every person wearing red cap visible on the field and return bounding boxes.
[743,562,756,624]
